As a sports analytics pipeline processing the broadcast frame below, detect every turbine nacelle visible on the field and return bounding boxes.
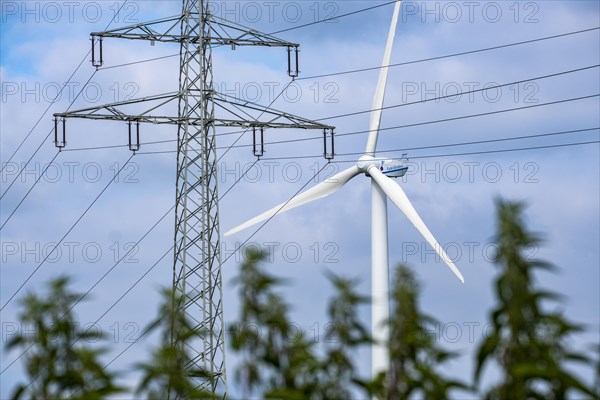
[358,155,408,178]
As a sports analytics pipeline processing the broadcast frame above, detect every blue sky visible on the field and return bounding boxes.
[1,1,599,398]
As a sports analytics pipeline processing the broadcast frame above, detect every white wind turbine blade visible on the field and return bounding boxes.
[224,165,361,237]
[368,166,465,283]
[365,0,402,156]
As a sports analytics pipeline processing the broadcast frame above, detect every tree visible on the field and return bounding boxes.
[134,287,216,399]
[230,250,377,399]
[4,276,122,399]
[229,249,321,398]
[475,199,596,399]
[593,344,600,398]
[370,265,467,399]
[318,272,372,399]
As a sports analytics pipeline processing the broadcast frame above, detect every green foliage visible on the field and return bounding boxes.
[229,250,469,399]
[4,276,123,399]
[594,344,600,397]
[320,271,372,399]
[475,198,596,399]
[134,287,216,399]
[6,199,598,400]
[229,249,320,398]
[374,265,469,399]
[230,249,373,399]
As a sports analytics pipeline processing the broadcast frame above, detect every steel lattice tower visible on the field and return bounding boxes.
[173,0,225,394]
[54,0,334,396]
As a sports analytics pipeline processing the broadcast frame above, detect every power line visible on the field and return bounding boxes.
[335,94,600,138]
[316,65,600,122]
[5,1,598,378]
[16,159,325,390]
[336,127,600,157]
[71,244,173,365]
[10,109,600,381]
[7,8,591,174]
[0,0,129,174]
[71,137,600,379]
[298,27,600,81]
[132,95,600,156]
[55,66,600,154]
[22,244,173,396]
[0,209,173,376]
[329,140,600,163]
[222,126,600,154]
[214,80,297,167]
[61,134,600,384]
[1,130,53,198]
[93,122,598,378]
[39,89,278,369]
[260,95,598,151]
[0,151,60,231]
[0,71,98,201]
[4,76,292,373]
[213,126,600,155]
[85,162,330,379]
[0,72,103,233]
[57,79,296,155]
[407,140,600,160]
[0,55,90,174]
[138,132,600,161]
[1,3,141,373]
[95,26,599,79]
[268,0,397,34]
[0,156,259,376]
[214,65,598,138]
[61,138,175,152]
[99,53,178,70]
[96,1,397,70]
[2,155,260,378]
[229,139,600,163]
[0,154,134,312]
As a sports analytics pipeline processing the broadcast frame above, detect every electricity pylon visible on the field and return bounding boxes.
[54,0,334,396]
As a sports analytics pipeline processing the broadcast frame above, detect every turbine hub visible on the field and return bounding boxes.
[357,155,409,178]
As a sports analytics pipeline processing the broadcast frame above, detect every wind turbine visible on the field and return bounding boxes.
[225,0,464,380]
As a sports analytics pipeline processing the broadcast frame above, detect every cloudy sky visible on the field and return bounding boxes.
[1,0,599,397]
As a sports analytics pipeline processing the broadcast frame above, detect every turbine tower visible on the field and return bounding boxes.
[53,0,334,396]
[225,0,464,381]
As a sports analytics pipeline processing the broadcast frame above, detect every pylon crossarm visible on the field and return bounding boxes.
[212,120,322,129]
[51,90,333,147]
[212,92,333,130]
[92,14,188,43]
[55,113,183,124]
[208,15,298,48]
[91,13,297,48]
[53,93,181,124]
[90,12,300,76]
